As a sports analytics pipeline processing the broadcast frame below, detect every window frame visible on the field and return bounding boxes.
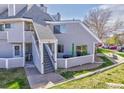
[0,24,4,31]
[58,44,64,53]
[76,45,88,56]
[13,44,21,57]
[54,25,60,34]
[5,24,11,29]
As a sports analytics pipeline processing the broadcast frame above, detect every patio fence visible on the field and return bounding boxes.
[0,57,23,69]
[57,55,93,68]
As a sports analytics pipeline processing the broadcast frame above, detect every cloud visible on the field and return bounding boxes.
[99,4,124,22]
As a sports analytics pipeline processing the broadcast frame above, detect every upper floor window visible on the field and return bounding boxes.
[0,23,12,31]
[25,22,34,31]
[0,24,4,31]
[5,24,11,29]
[54,24,66,34]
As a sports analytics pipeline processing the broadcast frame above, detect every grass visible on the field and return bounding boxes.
[99,56,113,68]
[96,48,124,58]
[0,68,30,89]
[52,64,124,89]
[96,48,114,54]
[59,70,89,79]
[116,52,124,57]
[59,56,113,79]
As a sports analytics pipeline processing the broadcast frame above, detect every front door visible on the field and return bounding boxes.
[25,43,32,62]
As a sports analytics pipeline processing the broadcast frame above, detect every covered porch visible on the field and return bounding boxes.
[32,22,58,74]
[39,39,58,74]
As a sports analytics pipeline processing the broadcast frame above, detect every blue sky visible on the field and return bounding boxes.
[46,4,101,20]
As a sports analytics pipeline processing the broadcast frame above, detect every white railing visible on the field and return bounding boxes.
[0,57,23,69]
[57,58,67,68]
[44,44,55,68]
[32,36,42,72]
[0,31,8,40]
[57,55,93,68]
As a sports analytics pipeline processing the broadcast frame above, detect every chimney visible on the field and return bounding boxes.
[39,4,47,13]
[8,4,15,16]
[52,12,61,21]
[56,12,61,21]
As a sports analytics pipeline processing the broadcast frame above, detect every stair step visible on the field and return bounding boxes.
[44,69,55,72]
[44,68,54,71]
[44,64,53,67]
[43,45,55,74]
[44,65,54,69]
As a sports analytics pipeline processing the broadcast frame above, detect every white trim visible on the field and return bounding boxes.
[0,18,32,23]
[6,59,8,69]
[65,59,67,68]
[39,42,44,74]
[22,21,25,66]
[6,31,8,40]
[12,44,22,57]
[13,4,16,16]
[45,20,81,24]
[92,42,96,63]
[54,42,58,70]
[32,22,41,43]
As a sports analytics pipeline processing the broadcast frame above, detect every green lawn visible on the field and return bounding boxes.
[59,70,89,79]
[96,48,114,54]
[0,68,30,89]
[96,48,124,58]
[52,64,124,89]
[116,52,124,57]
[58,56,113,79]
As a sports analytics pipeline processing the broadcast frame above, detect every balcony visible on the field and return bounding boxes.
[25,31,34,42]
[0,31,8,40]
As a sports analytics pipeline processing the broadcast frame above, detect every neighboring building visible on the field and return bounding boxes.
[0,4,101,74]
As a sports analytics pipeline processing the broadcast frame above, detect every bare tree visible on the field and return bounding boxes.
[83,8,123,40]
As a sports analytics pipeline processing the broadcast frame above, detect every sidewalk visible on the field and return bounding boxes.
[25,66,65,89]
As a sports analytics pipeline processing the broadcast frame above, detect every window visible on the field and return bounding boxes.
[54,25,66,34]
[58,44,64,53]
[76,45,88,56]
[60,24,66,33]
[54,25,60,34]
[0,24,4,31]
[5,24,11,29]
[25,22,34,31]
[13,45,21,57]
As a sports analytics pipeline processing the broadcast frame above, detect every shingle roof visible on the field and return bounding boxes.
[0,4,57,41]
[33,22,57,42]
[0,4,54,22]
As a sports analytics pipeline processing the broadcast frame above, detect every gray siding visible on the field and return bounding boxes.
[55,23,98,57]
[0,40,23,58]
[0,40,13,58]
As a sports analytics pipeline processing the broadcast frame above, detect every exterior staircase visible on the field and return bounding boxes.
[43,45,55,74]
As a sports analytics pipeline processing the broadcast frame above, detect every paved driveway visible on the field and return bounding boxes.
[25,66,65,89]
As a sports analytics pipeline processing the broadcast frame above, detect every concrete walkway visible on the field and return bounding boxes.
[25,66,65,89]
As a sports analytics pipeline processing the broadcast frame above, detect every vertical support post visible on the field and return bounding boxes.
[92,42,96,63]
[54,42,57,70]
[6,59,8,69]
[22,21,25,66]
[40,42,44,74]
[65,59,68,69]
